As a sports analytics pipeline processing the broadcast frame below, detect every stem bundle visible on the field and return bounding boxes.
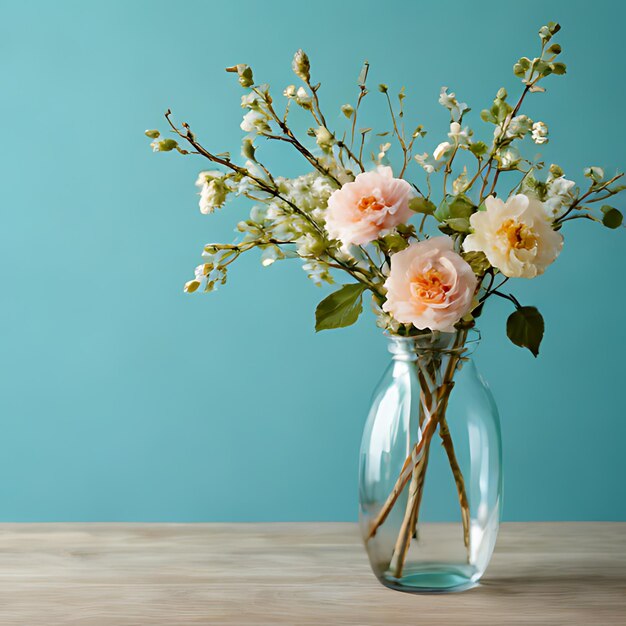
[366,331,471,579]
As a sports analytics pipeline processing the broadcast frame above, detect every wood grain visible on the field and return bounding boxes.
[0,522,623,625]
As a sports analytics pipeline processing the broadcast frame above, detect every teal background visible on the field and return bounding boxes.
[1,0,624,522]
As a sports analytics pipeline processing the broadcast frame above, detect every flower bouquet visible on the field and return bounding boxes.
[147,21,624,592]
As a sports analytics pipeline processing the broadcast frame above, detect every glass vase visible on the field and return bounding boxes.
[358,328,502,593]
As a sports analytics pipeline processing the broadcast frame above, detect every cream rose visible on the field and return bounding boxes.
[463,194,563,278]
[324,166,414,247]
[382,236,477,332]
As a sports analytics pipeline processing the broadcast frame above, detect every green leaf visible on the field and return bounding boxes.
[506,306,545,357]
[449,195,475,218]
[491,98,512,123]
[480,109,497,124]
[513,57,531,78]
[462,251,491,275]
[434,198,451,222]
[601,206,623,229]
[409,196,436,214]
[444,217,471,233]
[434,195,475,222]
[469,141,488,157]
[315,284,367,332]
[551,62,566,75]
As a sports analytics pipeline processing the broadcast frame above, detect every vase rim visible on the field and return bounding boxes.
[385,327,480,357]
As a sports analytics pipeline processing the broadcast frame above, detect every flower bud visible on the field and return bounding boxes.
[225,64,254,88]
[314,126,335,152]
[241,138,256,160]
[144,129,160,139]
[292,49,310,82]
[341,104,354,119]
[295,86,312,109]
[152,138,178,152]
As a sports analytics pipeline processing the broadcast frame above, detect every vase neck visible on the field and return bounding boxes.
[386,329,479,362]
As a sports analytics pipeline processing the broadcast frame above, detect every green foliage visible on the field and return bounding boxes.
[462,251,491,275]
[601,206,623,229]
[408,196,436,215]
[469,141,488,157]
[156,139,178,152]
[506,306,544,357]
[539,21,561,43]
[435,195,475,222]
[315,284,367,332]
[584,166,605,183]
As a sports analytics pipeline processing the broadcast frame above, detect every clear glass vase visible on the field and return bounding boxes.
[358,328,502,593]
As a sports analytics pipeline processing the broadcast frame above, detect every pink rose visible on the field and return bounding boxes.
[324,166,414,246]
[382,236,477,332]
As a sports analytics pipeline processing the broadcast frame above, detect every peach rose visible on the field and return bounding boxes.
[324,166,414,247]
[382,236,477,332]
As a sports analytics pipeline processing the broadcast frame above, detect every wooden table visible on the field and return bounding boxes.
[0,523,623,625]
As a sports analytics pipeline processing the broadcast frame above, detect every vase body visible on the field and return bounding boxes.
[358,330,502,593]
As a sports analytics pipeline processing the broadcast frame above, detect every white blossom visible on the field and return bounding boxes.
[506,115,533,139]
[448,121,471,145]
[464,194,563,278]
[295,86,312,108]
[531,121,549,144]
[433,141,453,161]
[498,146,521,169]
[438,87,468,122]
[414,152,437,174]
[240,110,270,134]
[198,179,229,214]
[544,175,576,218]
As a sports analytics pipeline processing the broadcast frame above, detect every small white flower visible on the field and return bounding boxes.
[438,86,468,122]
[240,110,269,134]
[195,171,223,187]
[295,86,312,108]
[543,175,576,218]
[433,141,453,161]
[302,260,332,285]
[198,178,229,214]
[498,146,521,169]
[240,92,260,110]
[506,115,533,139]
[283,85,296,98]
[448,122,470,144]
[414,152,436,174]
[315,126,335,152]
[531,121,549,144]
[243,158,260,176]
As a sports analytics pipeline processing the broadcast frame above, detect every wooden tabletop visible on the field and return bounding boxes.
[0,522,623,625]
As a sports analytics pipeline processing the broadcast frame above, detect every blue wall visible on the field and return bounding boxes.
[1,0,624,521]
